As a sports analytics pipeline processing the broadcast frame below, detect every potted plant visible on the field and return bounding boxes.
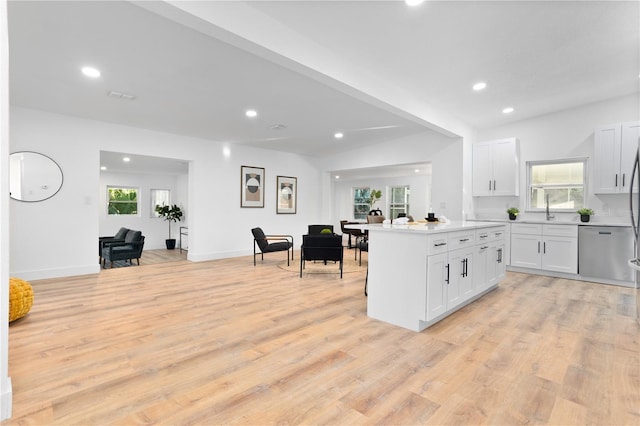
[155,204,183,249]
[576,208,594,223]
[368,189,382,214]
[507,207,519,220]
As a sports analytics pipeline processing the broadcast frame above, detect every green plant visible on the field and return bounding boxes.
[155,204,183,239]
[507,207,519,216]
[368,189,382,209]
[576,208,594,216]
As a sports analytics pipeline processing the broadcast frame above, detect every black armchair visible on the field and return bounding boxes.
[101,230,145,268]
[252,227,294,266]
[308,224,334,235]
[340,220,363,249]
[300,234,344,278]
[98,227,129,262]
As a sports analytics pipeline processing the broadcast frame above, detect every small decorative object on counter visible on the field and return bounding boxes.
[576,208,594,223]
[507,207,519,220]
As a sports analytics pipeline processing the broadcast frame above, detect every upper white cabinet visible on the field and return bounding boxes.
[593,121,640,194]
[472,138,520,196]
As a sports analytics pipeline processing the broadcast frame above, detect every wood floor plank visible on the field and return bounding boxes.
[2,257,639,425]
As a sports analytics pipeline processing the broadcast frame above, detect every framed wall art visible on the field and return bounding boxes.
[240,165,265,208]
[276,175,297,214]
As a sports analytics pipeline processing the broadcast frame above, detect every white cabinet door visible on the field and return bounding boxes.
[472,143,493,196]
[541,236,578,274]
[426,253,447,321]
[448,247,474,308]
[594,124,622,194]
[621,121,640,193]
[593,122,640,194]
[472,138,519,197]
[492,139,519,196]
[473,243,489,294]
[510,234,542,269]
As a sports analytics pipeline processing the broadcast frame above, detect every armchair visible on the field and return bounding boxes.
[300,234,344,278]
[98,227,129,262]
[340,220,363,249]
[308,224,334,235]
[101,230,145,268]
[252,227,294,266]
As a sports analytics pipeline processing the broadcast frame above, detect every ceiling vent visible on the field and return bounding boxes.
[107,90,136,100]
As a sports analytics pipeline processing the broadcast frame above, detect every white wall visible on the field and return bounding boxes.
[9,106,324,279]
[0,0,11,419]
[333,174,430,223]
[320,130,464,223]
[473,93,640,223]
[99,171,187,250]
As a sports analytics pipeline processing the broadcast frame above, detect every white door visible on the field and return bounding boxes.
[492,139,518,196]
[541,236,577,274]
[621,122,640,193]
[472,143,493,196]
[510,234,542,269]
[593,124,622,194]
[426,253,448,320]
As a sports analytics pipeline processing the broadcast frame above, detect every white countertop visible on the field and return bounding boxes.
[346,220,505,235]
[469,218,632,227]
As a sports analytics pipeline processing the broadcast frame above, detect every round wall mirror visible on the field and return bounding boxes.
[10,151,64,202]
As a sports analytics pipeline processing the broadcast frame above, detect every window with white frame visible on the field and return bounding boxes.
[389,185,410,218]
[107,186,139,215]
[150,189,171,218]
[353,187,371,220]
[527,159,586,211]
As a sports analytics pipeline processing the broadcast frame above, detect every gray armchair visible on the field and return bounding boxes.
[101,230,145,268]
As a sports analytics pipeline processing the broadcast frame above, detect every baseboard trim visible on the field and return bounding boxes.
[10,264,100,281]
[1,377,12,421]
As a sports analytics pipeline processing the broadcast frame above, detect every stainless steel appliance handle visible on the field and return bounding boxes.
[630,149,639,240]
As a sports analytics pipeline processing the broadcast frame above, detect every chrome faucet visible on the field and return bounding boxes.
[546,194,555,221]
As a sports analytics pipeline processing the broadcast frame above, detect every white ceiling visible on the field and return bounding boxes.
[7,1,640,174]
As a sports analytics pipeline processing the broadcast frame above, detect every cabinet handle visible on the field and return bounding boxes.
[623,173,626,187]
[459,238,469,242]
[445,264,450,284]
[481,245,488,249]
[480,234,488,239]
[538,241,540,253]
[493,180,496,191]
[489,180,492,191]
[543,242,546,254]
[434,242,447,247]
[615,174,618,187]
[461,259,466,277]
[497,248,503,263]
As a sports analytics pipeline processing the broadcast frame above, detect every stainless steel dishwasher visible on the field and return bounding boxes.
[579,225,636,286]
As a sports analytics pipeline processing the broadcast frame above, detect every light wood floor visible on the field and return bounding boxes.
[3,250,639,425]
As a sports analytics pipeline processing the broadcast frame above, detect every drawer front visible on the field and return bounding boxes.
[511,223,542,235]
[448,230,476,249]
[477,226,507,243]
[427,234,449,255]
[543,224,577,237]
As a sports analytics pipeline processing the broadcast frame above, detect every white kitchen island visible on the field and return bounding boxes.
[357,221,507,332]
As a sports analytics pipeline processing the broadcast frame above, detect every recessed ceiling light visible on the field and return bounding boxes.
[335,175,340,179]
[472,82,487,91]
[502,107,515,114]
[81,66,101,78]
[406,0,424,6]
[415,169,420,173]
[334,132,344,139]
[123,157,131,162]
[245,109,257,118]
[100,166,107,171]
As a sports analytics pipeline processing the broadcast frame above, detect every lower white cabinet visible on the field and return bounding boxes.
[510,224,577,274]
[425,226,504,322]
